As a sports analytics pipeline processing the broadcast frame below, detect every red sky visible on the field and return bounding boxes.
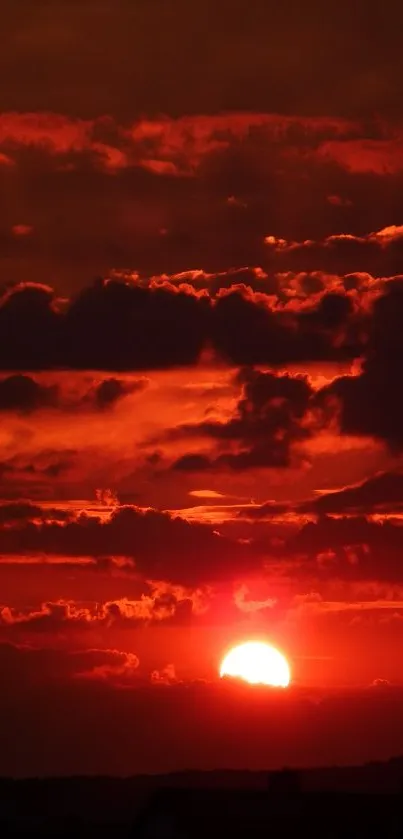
[1,0,403,776]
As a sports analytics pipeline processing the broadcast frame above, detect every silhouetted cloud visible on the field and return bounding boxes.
[0,584,208,638]
[264,226,403,275]
[173,368,314,470]
[319,285,403,449]
[92,376,148,409]
[301,472,403,516]
[0,272,401,370]
[288,516,403,582]
[240,471,403,520]
[0,501,69,523]
[0,374,57,411]
[0,505,251,583]
[0,372,147,412]
[0,642,140,689]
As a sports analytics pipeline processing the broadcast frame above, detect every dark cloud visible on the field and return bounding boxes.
[0,450,77,488]
[242,471,403,519]
[320,285,403,449]
[0,374,57,411]
[288,516,403,582]
[301,472,403,516]
[173,454,214,472]
[0,501,69,523]
[92,376,148,409]
[0,505,252,584]
[64,280,210,370]
[173,368,313,470]
[0,587,205,638]
[0,281,211,370]
[236,499,292,520]
[0,642,139,689]
[0,372,147,412]
[0,278,372,370]
[211,287,363,365]
[235,488,403,582]
[264,227,403,276]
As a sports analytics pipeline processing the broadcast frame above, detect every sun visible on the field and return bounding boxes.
[220,641,290,687]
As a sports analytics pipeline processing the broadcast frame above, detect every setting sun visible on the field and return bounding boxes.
[220,642,291,687]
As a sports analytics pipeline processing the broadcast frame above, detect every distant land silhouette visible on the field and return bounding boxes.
[2,757,403,836]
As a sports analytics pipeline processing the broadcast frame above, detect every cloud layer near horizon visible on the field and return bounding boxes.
[2,637,403,776]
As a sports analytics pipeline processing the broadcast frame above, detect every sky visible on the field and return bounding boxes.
[2,0,403,776]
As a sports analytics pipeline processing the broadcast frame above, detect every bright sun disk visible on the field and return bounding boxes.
[220,641,290,687]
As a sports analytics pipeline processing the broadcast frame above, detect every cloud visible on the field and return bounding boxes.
[1,108,403,289]
[289,591,403,619]
[0,505,251,583]
[234,485,403,583]
[302,472,403,516]
[0,112,126,173]
[0,280,209,370]
[0,583,210,638]
[0,500,69,523]
[0,373,147,412]
[319,284,403,449]
[172,368,314,470]
[209,286,363,366]
[0,641,140,689]
[320,138,403,175]
[91,376,148,409]
[0,449,77,488]
[151,663,178,685]
[263,225,403,276]
[0,374,58,411]
[0,270,396,370]
[288,516,403,582]
[233,584,276,613]
[74,649,140,685]
[244,469,403,519]
[189,489,229,499]
[1,111,401,184]
[0,112,361,175]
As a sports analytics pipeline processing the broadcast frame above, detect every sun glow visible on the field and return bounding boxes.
[220,641,291,687]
